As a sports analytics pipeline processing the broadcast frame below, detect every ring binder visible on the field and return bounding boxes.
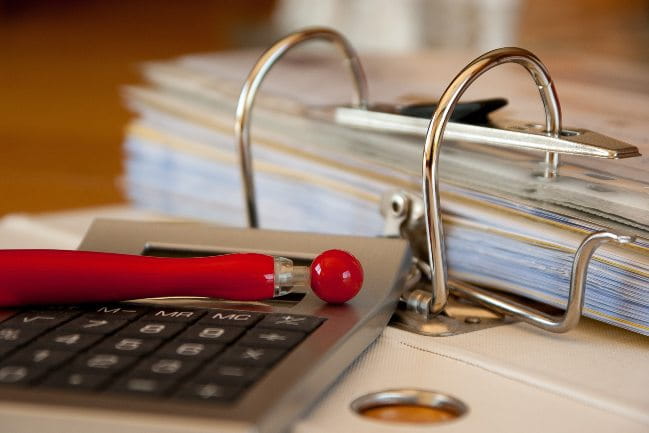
[420,47,637,331]
[233,28,642,334]
[234,27,368,228]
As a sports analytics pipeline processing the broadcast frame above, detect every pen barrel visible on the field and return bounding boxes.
[0,250,276,307]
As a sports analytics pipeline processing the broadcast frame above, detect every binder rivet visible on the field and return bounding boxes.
[464,316,481,324]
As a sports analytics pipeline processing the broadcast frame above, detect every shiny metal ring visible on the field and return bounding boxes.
[423,47,563,314]
[450,231,634,332]
[234,27,369,228]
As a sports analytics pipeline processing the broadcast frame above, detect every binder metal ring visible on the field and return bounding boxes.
[422,47,635,332]
[234,27,369,228]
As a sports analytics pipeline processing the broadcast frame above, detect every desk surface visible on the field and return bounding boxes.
[0,206,647,433]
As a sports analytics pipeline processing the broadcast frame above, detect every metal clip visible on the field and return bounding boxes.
[234,27,368,228]
[418,47,636,332]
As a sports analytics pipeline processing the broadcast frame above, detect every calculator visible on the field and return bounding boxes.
[0,219,411,433]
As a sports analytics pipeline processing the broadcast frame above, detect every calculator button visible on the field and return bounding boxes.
[59,317,129,334]
[155,342,224,361]
[133,357,201,379]
[38,332,103,352]
[177,324,245,344]
[218,346,286,367]
[240,329,306,349]
[0,364,48,385]
[174,381,243,402]
[0,327,43,347]
[141,308,206,323]
[96,337,163,356]
[108,376,176,397]
[257,314,324,333]
[3,311,78,330]
[85,304,149,320]
[197,363,265,386]
[120,321,186,339]
[5,347,74,369]
[41,371,111,391]
[199,310,263,328]
[73,353,138,374]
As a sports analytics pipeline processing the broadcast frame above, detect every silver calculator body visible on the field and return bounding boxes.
[0,219,411,433]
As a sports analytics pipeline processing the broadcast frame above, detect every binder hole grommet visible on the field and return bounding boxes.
[351,389,467,424]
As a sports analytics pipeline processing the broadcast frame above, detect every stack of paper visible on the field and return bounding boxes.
[121,48,649,335]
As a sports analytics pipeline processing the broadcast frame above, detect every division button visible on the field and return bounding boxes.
[218,346,286,367]
[240,329,306,349]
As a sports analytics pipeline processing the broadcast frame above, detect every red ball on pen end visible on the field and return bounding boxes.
[310,249,363,304]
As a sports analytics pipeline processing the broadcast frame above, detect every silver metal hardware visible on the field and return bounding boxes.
[233,31,639,335]
[333,108,640,159]
[383,189,635,334]
[350,389,468,422]
[234,27,368,228]
[424,47,563,315]
[449,232,635,332]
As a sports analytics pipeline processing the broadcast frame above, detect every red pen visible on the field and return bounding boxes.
[0,249,363,308]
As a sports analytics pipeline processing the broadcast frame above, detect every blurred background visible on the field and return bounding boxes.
[1,0,648,216]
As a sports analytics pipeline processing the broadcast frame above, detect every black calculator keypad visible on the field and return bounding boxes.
[175,381,243,402]
[59,317,129,334]
[5,347,75,368]
[96,336,163,356]
[4,311,80,330]
[178,324,246,344]
[38,332,104,352]
[120,321,186,339]
[0,364,48,385]
[258,314,324,333]
[0,305,324,404]
[239,329,306,349]
[156,341,224,361]
[199,309,263,327]
[141,308,206,323]
[41,371,112,391]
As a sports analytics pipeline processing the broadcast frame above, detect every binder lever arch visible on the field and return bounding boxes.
[233,28,641,334]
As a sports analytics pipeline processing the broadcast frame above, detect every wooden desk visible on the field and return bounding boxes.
[0,1,273,215]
